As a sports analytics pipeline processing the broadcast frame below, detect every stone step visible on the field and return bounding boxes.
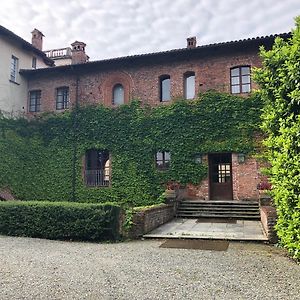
[176,199,260,220]
[176,213,260,220]
[179,204,259,209]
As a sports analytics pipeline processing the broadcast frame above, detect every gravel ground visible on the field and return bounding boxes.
[0,236,299,300]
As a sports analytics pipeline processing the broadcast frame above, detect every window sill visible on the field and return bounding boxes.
[9,80,20,86]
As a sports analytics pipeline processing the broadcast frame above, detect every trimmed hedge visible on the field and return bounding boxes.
[0,201,120,241]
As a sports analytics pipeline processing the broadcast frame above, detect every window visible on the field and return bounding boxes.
[156,151,171,170]
[56,87,69,110]
[160,75,171,102]
[112,84,124,105]
[184,72,195,99]
[32,57,37,69]
[10,56,18,82]
[230,66,251,94]
[84,150,110,187]
[29,90,41,112]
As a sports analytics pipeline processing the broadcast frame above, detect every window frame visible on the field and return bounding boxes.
[159,75,171,102]
[56,86,69,110]
[32,57,37,69]
[84,149,111,187]
[184,71,196,99]
[10,55,19,82]
[29,90,41,112]
[155,151,171,170]
[112,83,125,105]
[230,66,251,94]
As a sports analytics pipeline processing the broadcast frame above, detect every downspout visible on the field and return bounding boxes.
[71,72,80,202]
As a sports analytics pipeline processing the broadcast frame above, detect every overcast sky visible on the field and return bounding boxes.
[1,0,299,60]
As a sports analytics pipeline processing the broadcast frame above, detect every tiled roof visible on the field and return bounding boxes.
[0,25,54,66]
[20,32,291,75]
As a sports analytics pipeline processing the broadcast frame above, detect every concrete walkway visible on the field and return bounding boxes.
[144,218,268,241]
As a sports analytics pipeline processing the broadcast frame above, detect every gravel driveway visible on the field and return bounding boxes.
[0,236,299,300]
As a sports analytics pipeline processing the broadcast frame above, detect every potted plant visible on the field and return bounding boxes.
[257,180,272,206]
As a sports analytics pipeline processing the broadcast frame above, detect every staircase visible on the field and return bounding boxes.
[176,200,260,220]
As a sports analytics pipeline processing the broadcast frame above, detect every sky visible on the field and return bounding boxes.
[1,0,299,60]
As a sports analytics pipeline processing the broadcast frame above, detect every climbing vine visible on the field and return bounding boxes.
[0,91,262,206]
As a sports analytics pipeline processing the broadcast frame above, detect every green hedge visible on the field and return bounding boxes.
[0,201,120,241]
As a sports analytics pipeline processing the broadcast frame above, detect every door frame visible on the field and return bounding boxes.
[208,152,233,200]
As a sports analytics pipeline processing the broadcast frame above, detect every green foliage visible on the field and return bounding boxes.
[0,92,262,207]
[0,201,120,241]
[254,16,300,260]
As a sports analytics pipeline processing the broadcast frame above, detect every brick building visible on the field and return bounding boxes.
[18,31,290,202]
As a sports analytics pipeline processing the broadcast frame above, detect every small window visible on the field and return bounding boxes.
[112,84,124,105]
[10,56,19,82]
[84,149,110,187]
[156,151,171,170]
[29,90,41,112]
[230,66,251,94]
[160,75,171,102]
[184,72,195,99]
[56,87,69,110]
[32,57,37,69]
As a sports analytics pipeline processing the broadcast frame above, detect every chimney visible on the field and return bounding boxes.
[71,41,89,64]
[31,29,44,51]
[187,36,197,49]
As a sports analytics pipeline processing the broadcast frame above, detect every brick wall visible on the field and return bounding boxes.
[26,48,261,113]
[121,204,175,239]
[260,205,278,243]
[185,153,260,201]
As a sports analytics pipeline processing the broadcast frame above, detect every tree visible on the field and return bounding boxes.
[254,16,300,259]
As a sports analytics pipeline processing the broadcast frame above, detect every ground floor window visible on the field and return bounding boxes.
[84,149,110,187]
[156,151,171,170]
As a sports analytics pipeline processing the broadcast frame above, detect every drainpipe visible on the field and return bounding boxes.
[71,72,80,202]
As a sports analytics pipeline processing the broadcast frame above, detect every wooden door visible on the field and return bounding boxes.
[209,153,233,200]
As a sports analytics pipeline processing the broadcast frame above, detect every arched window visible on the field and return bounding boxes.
[159,75,171,102]
[184,72,195,99]
[230,66,251,94]
[112,84,124,105]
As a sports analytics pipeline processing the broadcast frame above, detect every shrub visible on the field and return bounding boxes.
[254,16,300,260]
[0,201,120,241]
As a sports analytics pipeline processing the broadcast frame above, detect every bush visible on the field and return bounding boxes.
[0,201,120,241]
[254,16,300,260]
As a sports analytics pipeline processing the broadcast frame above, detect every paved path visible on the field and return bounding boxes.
[144,218,268,241]
[1,235,299,300]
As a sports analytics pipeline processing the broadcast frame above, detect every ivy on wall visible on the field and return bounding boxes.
[0,92,262,206]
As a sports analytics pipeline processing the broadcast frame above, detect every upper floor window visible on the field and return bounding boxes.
[112,84,124,105]
[84,149,110,187]
[56,87,69,110]
[156,151,171,170]
[32,57,37,69]
[184,72,195,99]
[29,90,41,112]
[10,55,19,82]
[160,75,171,102]
[230,66,251,94]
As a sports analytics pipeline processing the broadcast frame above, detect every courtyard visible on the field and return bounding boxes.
[0,236,299,300]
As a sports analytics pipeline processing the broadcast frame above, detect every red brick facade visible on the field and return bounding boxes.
[26,48,262,111]
[22,34,285,201]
